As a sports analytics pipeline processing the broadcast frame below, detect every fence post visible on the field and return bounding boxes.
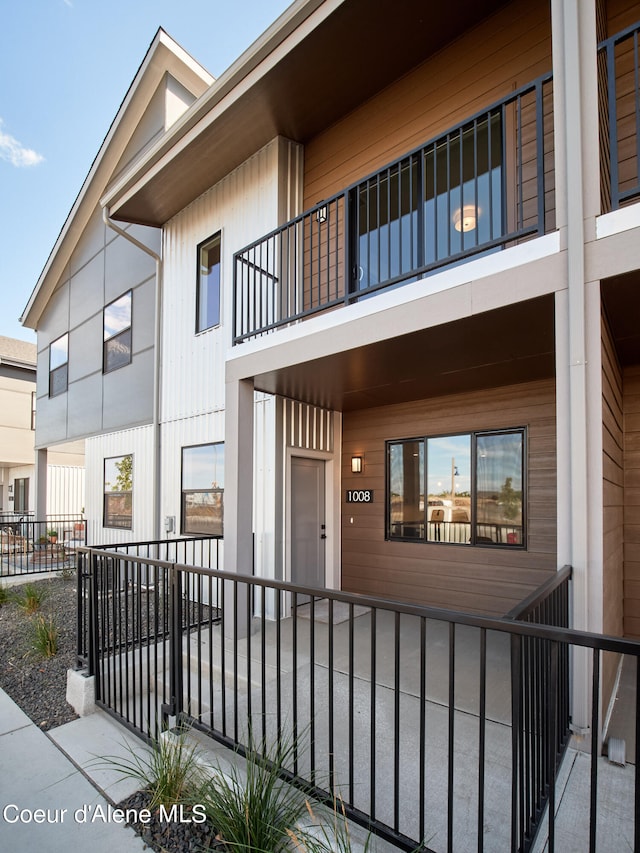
[162,564,184,729]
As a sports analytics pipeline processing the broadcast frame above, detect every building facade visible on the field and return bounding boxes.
[22,0,640,729]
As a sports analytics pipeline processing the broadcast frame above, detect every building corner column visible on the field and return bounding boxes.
[551,0,601,732]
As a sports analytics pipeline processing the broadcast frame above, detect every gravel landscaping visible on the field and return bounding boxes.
[0,574,79,730]
[0,574,221,852]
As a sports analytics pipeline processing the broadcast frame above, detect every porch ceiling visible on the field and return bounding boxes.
[602,271,640,366]
[109,0,509,226]
[252,295,556,411]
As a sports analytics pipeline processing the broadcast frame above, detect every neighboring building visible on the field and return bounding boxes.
[21,0,640,733]
[0,335,84,518]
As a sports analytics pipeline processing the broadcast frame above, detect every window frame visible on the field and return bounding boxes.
[103,454,133,530]
[103,290,133,374]
[181,442,224,536]
[49,333,69,397]
[385,427,526,548]
[196,232,222,333]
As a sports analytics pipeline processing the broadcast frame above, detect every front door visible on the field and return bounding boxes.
[291,456,326,591]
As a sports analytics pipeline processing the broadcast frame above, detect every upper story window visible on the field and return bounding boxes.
[104,454,133,529]
[355,113,503,292]
[181,442,224,535]
[197,233,221,333]
[104,291,132,373]
[387,428,525,547]
[49,333,68,397]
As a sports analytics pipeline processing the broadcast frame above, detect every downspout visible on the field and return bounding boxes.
[102,207,163,541]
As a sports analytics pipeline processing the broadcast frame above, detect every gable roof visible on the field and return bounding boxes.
[21,28,213,330]
[0,336,37,369]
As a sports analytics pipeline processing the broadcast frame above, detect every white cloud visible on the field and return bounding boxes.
[0,119,45,168]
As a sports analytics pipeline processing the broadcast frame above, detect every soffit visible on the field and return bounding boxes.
[108,0,509,226]
[602,271,640,366]
[250,295,556,411]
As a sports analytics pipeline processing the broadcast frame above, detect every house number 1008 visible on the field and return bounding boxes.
[346,490,374,503]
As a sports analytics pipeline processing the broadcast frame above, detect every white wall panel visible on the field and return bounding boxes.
[161,137,297,423]
[282,398,334,452]
[85,425,155,546]
[158,411,225,540]
[47,466,85,516]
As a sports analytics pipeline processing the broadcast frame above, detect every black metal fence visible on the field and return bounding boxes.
[599,21,640,211]
[234,73,554,343]
[75,550,640,852]
[0,516,86,576]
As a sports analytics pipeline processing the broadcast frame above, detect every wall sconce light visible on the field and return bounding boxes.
[316,205,327,224]
[453,204,479,233]
[351,455,363,474]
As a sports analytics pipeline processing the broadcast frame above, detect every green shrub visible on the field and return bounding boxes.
[197,733,313,853]
[32,614,58,658]
[0,583,9,606]
[15,582,47,614]
[95,727,205,811]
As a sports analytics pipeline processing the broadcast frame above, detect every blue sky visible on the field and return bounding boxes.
[0,0,291,344]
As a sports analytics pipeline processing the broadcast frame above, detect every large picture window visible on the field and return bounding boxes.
[104,291,132,373]
[197,233,221,333]
[181,443,224,535]
[49,333,68,397]
[387,429,524,547]
[104,454,133,529]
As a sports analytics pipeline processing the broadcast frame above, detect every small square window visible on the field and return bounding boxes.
[104,291,132,373]
[197,233,221,333]
[49,334,68,397]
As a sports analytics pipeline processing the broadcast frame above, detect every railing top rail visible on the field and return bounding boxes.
[505,564,572,621]
[94,534,221,551]
[79,546,640,656]
[598,18,640,50]
[233,70,553,260]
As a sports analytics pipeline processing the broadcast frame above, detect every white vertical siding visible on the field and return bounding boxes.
[85,425,155,546]
[282,398,334,452]
[254,393,278,579]
[47,466,85,516]
[159,411,225,538]
[161,137,294,423]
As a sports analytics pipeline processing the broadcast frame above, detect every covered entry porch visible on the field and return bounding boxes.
[225,291,559,617]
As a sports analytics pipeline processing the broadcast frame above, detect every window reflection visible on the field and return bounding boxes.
[388,440,424,539]
[427,435,471,542]
[476,431,524,545]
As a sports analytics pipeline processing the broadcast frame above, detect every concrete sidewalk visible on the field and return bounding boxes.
[0,688,147,852]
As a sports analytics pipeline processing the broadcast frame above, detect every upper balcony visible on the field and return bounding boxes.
[233,20,640,346]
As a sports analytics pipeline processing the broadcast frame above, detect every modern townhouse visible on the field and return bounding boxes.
[20,1,640,848]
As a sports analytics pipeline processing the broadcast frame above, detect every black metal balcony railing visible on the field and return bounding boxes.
[0,515,86,577]
[76,536,223,672]
[234,73,554,344]
[599,21,640,211]
[76,547,640,853]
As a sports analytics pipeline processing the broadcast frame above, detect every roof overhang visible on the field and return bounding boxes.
[104,0,509,227]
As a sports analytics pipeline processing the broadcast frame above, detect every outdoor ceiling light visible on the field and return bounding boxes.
[351,455,363,474]
[453,204,480,232]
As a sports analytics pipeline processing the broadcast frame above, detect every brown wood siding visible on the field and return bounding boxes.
[303,0,552,211]
[606,0,640,35]
[624,365,640,639]
[341,379,556,616]
[602,312,625,708]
